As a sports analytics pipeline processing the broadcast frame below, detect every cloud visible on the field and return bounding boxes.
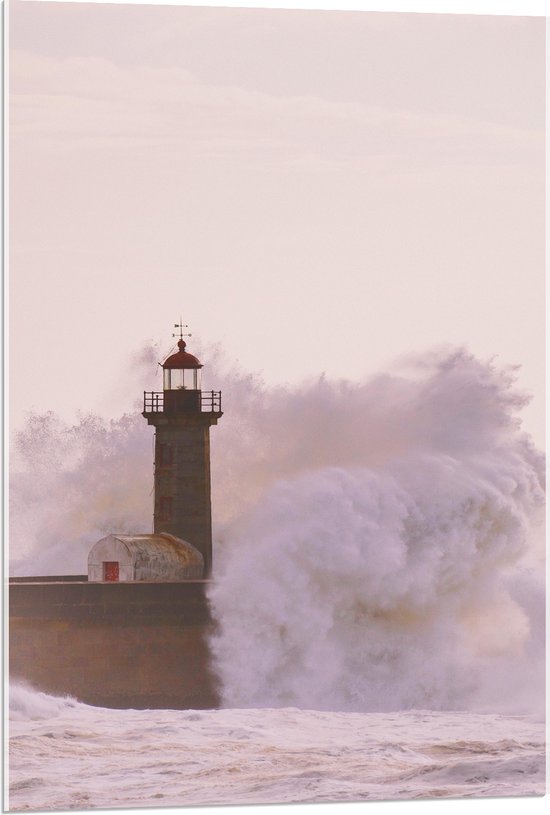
[10,49,543,171]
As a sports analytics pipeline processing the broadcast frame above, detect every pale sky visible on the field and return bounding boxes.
[8,1,546,445]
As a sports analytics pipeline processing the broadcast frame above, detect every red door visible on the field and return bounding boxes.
[103,561,120,582]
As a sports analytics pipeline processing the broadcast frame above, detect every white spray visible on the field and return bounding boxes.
[207,348,545,714]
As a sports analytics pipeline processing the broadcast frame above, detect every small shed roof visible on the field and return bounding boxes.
[107,533,203,565]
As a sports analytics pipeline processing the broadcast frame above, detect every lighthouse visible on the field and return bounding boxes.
[142,325,222,577]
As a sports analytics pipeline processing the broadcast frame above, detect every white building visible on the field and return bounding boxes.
[88,533,204,582]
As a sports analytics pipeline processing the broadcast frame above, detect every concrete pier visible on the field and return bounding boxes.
[9,579,220,709]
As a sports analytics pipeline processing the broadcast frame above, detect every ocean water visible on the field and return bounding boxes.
[8,684,546,811]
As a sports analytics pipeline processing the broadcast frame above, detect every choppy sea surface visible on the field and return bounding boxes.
[8,685,546,811]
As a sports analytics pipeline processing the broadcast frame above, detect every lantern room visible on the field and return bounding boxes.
[163,340,203,391]
[160,339,204,413]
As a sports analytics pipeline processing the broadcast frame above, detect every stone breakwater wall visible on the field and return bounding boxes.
[9,580,220,709]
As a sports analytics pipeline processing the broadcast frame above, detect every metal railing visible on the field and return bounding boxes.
[201,390,222,412]
[144,391,164,412]
[143,391,222,413]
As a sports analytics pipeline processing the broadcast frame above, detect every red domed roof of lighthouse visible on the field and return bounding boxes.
[163,340,203,369]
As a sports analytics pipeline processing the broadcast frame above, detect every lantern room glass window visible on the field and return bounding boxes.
[163,368,201,390]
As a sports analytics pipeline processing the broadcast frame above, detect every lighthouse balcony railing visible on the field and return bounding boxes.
[143,391,222,413]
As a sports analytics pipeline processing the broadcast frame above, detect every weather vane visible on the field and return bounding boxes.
[173,316,192,342]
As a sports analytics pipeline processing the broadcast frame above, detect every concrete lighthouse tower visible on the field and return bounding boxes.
[142,324,222,577]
